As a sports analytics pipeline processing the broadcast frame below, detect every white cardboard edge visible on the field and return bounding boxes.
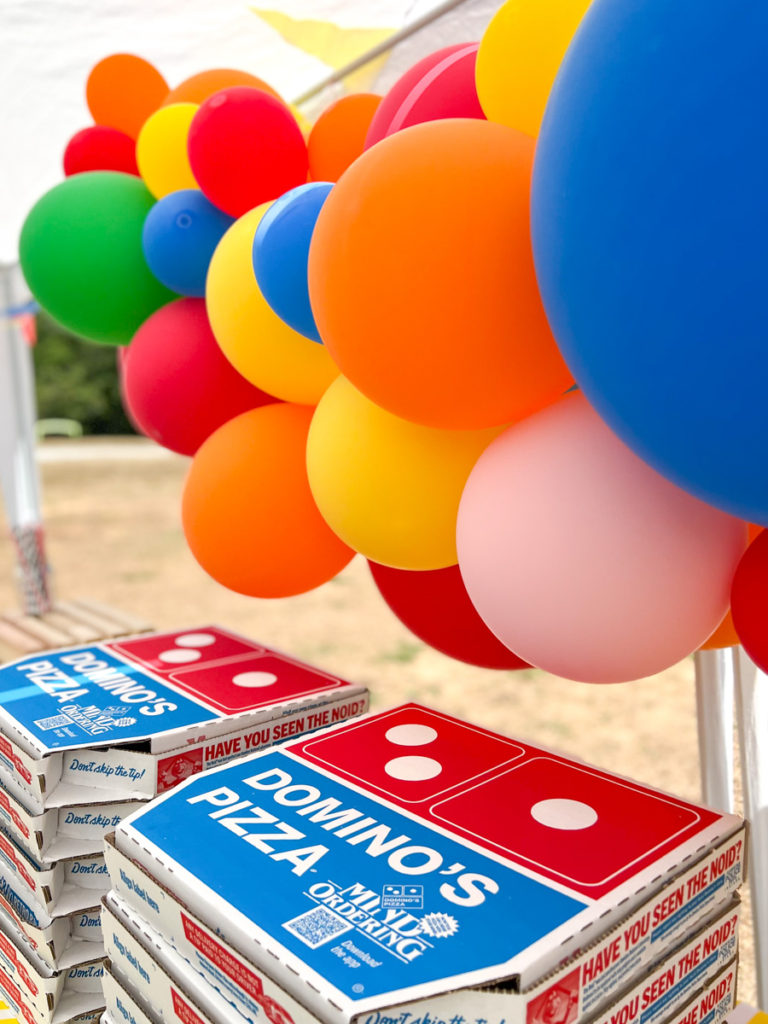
[0,901,104,1024]
[589,900,738,1024]
[0,839,108,915]
[103,892,318,1024]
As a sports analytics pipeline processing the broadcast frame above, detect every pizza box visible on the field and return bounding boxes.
[109,703,745,1024]
[0,851,100,967]
[584,900,738,1024]
[102,818,744,1024]
[103,893,310,1024]
[0,830,107,916]
[0,766,140,863]
[102,967,156,1024]
[665,960,737,1024]
[0,901,103,1024]
[0,626,368,810]
[98,963,740,1024]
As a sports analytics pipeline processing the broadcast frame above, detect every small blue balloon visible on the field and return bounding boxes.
[252,182,333,343]
[142,190,234,297]
[532,0,768,523]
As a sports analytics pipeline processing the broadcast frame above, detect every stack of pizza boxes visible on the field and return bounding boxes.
[100,703,744,1024]
[0,627,368,1024]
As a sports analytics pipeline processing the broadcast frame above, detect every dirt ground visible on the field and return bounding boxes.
[0,438,756,1002]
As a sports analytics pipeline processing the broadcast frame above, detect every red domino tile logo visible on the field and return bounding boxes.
[292,705,720,899]
[293,705,526,805]
[110,630,348,714]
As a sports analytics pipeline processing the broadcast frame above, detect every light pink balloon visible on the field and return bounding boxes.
[457,394,748,683]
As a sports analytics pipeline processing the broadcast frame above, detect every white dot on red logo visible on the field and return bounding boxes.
[385,756,442,782]
[385,724,438,746]
[232,671,278,688]
[531,798,598,831]
[175,633,217,648]
[158,649,202,664]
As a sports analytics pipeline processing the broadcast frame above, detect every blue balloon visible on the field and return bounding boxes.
[252,182,333,343]
[142,190,234,297]
[532,0,768,523]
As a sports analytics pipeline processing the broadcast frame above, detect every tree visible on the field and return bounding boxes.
[33,313,135,435]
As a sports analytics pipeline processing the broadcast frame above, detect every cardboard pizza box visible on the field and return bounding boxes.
[0,831,107,916]
[664,960,737,1024]
[0,851,99,967]
[585,900,738,1024]
[108,704,745,1024]
[0,626,368,810]
[103,893,313,1024]
[0,902,103,1024]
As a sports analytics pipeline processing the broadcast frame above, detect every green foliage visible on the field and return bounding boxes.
[33,313,135,435]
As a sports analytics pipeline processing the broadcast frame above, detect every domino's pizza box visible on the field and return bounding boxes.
[0,626,368,809]
[0,766,139,864]
[661,960,737,1024]
[0,830,108,916]
[584,901,738,1024]
[0,849,100,967]
[0,901,104,1024]
[102,892,313,1024]
[108,704,744,1024]
[102,968,157,1024]
[102,818,745,1024]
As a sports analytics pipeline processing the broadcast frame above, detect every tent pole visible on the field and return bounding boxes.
[694,647,735,811]
[0,262,51,615]
[735,648,768,1008]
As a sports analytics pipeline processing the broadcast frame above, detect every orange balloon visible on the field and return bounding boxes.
[700,608,740,649]
[86,55,169,139]
[182,404,354,598]
[165,69,282,106]
[308,93,382,182]
[308,119,573,430]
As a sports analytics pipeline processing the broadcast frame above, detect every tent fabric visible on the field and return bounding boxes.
[1,0,479,265]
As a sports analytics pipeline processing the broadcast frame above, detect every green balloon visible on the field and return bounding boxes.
[19,172,174,345]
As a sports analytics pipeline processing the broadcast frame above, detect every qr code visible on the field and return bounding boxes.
[33,714,72,731]
[282,905,353,948]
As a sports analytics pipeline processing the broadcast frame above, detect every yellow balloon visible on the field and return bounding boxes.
[475,0,592,137]
[290,104,313,137]
[307,376,504,570]
[206,206,339,404]
[136,103,199,198]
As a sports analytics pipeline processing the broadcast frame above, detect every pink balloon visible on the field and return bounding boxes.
[457,395,748,683]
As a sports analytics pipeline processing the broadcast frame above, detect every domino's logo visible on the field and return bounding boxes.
[382,884,424,909]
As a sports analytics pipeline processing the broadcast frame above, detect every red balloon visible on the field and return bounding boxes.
[187,87,308,217]
[731,529,768,670]
[368,560,530,670]
[122,298,276,455]
[365,43,484,149]
[63,126,139,177]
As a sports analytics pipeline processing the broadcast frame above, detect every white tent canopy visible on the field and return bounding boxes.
[0,0,497,265]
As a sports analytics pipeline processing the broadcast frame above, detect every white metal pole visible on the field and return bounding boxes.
[693,647,736,812]
[735,648,768,1009]
[0,262,51,614]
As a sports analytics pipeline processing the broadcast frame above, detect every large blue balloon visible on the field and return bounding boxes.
[532,0,768,524]
[252,182,333,343]
[142,189,233,296]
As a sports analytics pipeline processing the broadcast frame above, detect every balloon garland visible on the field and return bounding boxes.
[19,4,765,679]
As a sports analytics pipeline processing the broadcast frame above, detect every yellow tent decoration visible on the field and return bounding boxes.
[251,9,393,92]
